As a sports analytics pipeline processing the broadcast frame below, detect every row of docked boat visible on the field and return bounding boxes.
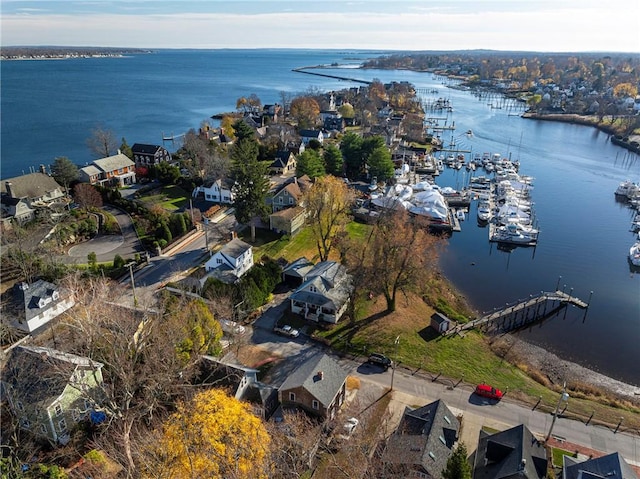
[613,180,640,267]
[470,155,539,246]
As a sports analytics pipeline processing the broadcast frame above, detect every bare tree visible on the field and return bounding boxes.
[86,125,118,159]
[73,183,103,211]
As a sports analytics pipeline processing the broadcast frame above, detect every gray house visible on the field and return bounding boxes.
[472,424,547,479]
[563,452,638,479]
[382,399,460,479]
[278,352,348,420]
[289,261,353,324]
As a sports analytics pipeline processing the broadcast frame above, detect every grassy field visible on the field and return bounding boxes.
[137,185,190,211]
[246,221,640,429]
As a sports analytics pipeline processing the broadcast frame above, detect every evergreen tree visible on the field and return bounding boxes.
[323,144,344,176]
[367,146,395,181]
[296,149,325,179]
[120,137,133,159]
[340,132,364,179]
[51,156,79,193]
[442,443,472,479]
[230,120,270,224]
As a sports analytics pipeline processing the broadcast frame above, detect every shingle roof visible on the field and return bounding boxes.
[473,424,547,479]
[270,205,305,221]
[563,453,639,479]
[131,143,162,155]
[2,346,103,408]
[382,400,460,478]
[80,165,101,177]
[12,280,67,322]
[92,153,135,173]
[218,238,252,259]
[278,352,348,408]
[0,172,63,199]
[282,257,316,278]
[289,261,352,310]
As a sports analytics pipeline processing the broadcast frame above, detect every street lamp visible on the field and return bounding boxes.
[545,382,569,443]
[390,335,400,391]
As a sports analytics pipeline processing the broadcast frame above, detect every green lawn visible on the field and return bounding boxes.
[551,447,577,467]
[138,185,190,211]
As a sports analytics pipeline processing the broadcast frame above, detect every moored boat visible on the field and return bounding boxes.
[629,242,640,267]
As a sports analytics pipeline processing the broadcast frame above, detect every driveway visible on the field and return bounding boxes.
[64,205,144,264]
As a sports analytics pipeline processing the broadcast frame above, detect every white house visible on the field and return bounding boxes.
[289,261,352,324]
[299,129,324,146]
[7,280,76,333]
[192,179,234,204]
[203,238,253,284]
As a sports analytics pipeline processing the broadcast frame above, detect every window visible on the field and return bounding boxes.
[279,197,283,203]
[72,409,80,421]
[312,400,319,410]
[16,401,24,411]
[289,197,294,204]
[54,404,63,417]
[216,258,223,264]
[289,392,296,402]
[20,418,31,429]
[58,419,67,434]
[309,285,317,293]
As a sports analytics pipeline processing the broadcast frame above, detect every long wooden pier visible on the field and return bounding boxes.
[445,290,591,336]
[291,68,371,85]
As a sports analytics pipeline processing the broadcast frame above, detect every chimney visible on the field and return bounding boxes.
[5,181,14,198]
[520,459,526,470]
[39,164,47,174]
[317,371,324,380]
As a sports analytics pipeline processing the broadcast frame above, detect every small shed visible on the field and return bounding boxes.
[430,312,451,334]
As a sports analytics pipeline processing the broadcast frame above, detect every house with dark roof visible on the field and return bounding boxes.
[299,129,324,145]
[3,280,75,334]
[197,356,279,420]
[79,152,136,187]
[203,238,253,284]
[271,180,304,213]
[1,172,65,224]
[269,150,297,176]
[282,257,316,286]
[131,143,172,167]
[289,260,353,324]
[278,352,348,420]
[563,452,639,479]
[472,424,547,479]
[1,346,104,445]
[382,399,460,479]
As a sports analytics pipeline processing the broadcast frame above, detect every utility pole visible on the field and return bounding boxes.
[390,335,400,391]
[545,381,569,443]
[127,262,137,307]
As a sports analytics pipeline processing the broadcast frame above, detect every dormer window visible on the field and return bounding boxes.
[54,404,63,417]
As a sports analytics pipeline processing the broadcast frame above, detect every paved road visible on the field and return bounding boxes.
[246,303,640,465]
[65,205,144,264]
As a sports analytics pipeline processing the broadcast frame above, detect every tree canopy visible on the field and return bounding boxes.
[442,443,472,479]
[290,96,320,129]
[51,156,78,191]
[230,120,270,224]
[323,144,344,177]
[296,149,325,179]
[149,389,270,479]
[86,125,118,159]
[367,146,394,181]
[304,175,355,262]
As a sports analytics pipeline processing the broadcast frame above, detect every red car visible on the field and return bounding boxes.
[475,383,504,400]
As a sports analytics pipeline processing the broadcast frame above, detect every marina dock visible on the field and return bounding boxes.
[445,289,591,336]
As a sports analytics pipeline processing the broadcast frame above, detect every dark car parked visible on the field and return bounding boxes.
[367,353,392,370]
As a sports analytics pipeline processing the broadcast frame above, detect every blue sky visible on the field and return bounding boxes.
[2,0,639,52]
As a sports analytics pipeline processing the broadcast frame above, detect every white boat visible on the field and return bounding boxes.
[477,201,491,222]
[615,180,640,199]
[629,242,640,267]
[493,223,539,244]
[456,209,466,221]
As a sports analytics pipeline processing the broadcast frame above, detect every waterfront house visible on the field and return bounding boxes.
[472,424,547,479]
[289,260,353,324]
[381,399,460,479]
[1,172,65,224]
[4,280,75,334]
[1,346,104,445]
[203,238,253,284]
[131,143,172,167]
[79,152,136,187]
[278,352,348,420]
[192,178,234,204]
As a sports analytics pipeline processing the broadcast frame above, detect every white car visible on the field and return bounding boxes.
[274,324,300,338]
[338,417,359,440]
[220,319,246,335]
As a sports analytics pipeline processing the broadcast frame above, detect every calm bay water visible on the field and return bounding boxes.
[2,50,639,384]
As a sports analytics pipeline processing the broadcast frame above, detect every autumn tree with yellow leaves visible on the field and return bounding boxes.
[146,389,270,479]
[304,175,355,262]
